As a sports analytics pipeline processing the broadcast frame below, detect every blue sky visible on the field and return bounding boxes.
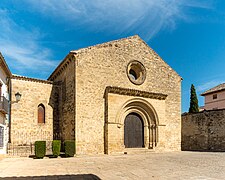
[0,0,225,112]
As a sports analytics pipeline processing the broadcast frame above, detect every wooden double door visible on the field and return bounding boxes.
[124,113,144,148]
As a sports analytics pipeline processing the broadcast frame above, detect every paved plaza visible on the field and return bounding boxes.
[0,151,225,179]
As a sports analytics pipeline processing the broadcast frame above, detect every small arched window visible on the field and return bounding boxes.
[38,104,45,124]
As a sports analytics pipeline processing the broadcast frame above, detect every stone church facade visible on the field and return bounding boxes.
[9,35,182,155]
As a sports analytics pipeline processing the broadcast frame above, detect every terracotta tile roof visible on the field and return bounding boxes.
[12,74,53,84]
[201,83,225,96]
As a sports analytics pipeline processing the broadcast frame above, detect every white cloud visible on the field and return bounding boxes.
[1,42,56,68]
[24,0,214,40]
[196,80,224,92]
[0,9,58,78]
[0,0,215,78]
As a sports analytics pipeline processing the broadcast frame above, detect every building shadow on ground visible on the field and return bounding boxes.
[0,174,101,180]
[182,150,225,153]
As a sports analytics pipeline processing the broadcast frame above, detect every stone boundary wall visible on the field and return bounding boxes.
[182,109,225,151]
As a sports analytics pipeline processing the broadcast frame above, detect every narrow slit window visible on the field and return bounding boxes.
[38,104,45,124]
[213,94,217,100]
[0,83,2,96]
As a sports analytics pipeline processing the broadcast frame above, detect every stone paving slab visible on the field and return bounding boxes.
[0,152,225,179]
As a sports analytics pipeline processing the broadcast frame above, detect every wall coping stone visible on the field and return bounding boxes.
[182,108,225,116]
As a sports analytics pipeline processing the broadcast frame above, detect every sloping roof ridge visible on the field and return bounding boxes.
[48,35,140,80]
[48,53,72,80]
[137,38,182,80]
[12,74,53,84]
[70,35,140,54]
[201,82,225,96]
[49,34,182,81]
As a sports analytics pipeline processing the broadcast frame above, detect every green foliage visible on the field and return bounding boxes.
[52,140,61,157]
[189,84,199,113]
[35,141,46,159]
[64,140,75,157]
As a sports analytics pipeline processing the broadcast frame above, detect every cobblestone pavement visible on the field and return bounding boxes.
[0,151,225,179]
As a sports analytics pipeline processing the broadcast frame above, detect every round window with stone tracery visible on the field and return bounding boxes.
[127,61,146,85]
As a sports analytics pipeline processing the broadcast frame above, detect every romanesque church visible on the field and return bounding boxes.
[5,35,181,155]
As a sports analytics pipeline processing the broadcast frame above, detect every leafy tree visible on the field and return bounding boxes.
[189,84,199,113]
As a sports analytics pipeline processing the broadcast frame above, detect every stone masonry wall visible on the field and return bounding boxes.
[49,58,75,142]
[10,77,53,155]
[74,36,181,154]
[182,109,225,151]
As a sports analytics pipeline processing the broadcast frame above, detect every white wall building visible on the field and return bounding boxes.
[0,53,11,154]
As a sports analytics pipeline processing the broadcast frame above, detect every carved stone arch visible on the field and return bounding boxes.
[116,98,159,126]
[116,98,159,149]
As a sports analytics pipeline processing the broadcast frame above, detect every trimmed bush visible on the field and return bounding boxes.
[64,140,75,157]
[35,141,46,159]
[52,140,61,157]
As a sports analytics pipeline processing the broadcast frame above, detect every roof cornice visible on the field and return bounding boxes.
[12,74,53,84]
[48,53,75,81]
[105,86,167,100]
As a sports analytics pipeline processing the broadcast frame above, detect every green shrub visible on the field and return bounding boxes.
[35,141,46,159]
[64,140,75,157]
[52,140,61,157]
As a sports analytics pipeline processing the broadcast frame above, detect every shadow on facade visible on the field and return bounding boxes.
[1,174,101,180]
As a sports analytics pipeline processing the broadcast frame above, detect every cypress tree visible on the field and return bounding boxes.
[189,84,199,113]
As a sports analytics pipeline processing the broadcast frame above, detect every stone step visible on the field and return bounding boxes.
[124,148,155,154]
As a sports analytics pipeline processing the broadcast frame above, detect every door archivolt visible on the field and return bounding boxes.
[116,98,159,149]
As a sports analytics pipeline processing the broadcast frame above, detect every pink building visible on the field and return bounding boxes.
[201,83,225,110]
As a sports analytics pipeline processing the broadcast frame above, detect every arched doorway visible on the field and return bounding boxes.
[124,113,144,148]
[104,97,160,154]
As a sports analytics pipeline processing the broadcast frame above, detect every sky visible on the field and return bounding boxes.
[0,0,225,112]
